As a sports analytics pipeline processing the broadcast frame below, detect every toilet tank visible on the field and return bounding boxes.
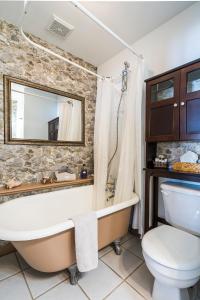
[161,181,200,236]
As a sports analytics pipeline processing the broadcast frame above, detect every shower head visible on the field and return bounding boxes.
[124,61,130,70]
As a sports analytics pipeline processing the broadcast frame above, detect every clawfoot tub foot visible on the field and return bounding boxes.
[68,264,80,285]
[113,239,122,255]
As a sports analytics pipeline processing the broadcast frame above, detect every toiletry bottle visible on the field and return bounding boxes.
[80,164,88,179]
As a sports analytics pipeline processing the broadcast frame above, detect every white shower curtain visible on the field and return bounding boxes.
[115,59,144,235]
[58,97,81,141]
[94,58,144,234]
[94,79,113,210]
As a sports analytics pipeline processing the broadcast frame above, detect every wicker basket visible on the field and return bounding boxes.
[172,162,200,174]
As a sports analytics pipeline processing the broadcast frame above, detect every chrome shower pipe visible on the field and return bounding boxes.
[121,61,130,92]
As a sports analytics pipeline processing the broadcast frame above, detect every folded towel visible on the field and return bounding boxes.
[72,212,98,272]
[55,172,76,182]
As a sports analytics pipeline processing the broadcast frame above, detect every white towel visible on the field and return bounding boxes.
[72,212,98,272]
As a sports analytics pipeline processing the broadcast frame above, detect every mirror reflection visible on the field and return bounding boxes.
[10,82,83,143]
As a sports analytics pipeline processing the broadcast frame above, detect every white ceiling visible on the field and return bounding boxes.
[0,1,195,66]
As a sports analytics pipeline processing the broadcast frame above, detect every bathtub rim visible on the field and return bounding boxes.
[0,193,139,242]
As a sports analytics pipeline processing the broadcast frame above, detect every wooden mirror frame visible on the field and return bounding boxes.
[3,75,85,146]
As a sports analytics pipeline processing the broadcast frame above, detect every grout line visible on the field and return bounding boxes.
[34,277,69,299]
[98,234,136,259]
[0,270,22,283]
[99,258,144,299]
[121,244,144,261]
[103,280,125,300]
[124,261,145,281]
[125,262,152,300]
[125,280,149,300]
[21,271,34,300]
[15,253,34,299]
[121,236,134,245]
[98,247,113,259]
[100,249,143,280]
[99,258,125,280]
[77,282,91,300]
[102,255,147,300]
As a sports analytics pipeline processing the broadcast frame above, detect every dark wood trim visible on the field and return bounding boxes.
[145,58,200,82]
[144,170,151,232]
[3,75,85,146]
[157,217,169,225]
[153,176,158,228]
[144,168,200,182]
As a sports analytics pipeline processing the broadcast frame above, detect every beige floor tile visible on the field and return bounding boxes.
[79,260,122,300]
[126,263,154,300]
[101,249,142,279]
[106,282,145,300]
[38,279,88,300]
[24,268,68,298]
[122,236,143,259]
[0,253,21,281]
[0,273,32,300]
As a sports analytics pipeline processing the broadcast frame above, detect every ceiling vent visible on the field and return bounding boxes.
[48,15,74,39]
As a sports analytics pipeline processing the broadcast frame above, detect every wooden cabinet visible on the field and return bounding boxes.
[180,61,200,140]
[146,60,200,142]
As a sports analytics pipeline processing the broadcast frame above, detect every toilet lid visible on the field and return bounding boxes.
[142,225,200,271]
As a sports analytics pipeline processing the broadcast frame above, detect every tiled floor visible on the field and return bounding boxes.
[0,234,154,300]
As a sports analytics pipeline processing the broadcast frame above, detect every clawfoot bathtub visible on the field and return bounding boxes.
[0,185,139,278]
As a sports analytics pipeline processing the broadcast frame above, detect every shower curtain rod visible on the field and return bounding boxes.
[20,27,104,80]
[71,0,143,60]
[21,1,104,79]
[20,1,141,80]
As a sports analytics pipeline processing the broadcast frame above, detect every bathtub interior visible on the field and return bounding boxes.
[0,185,139,241]
[0,185,93,231]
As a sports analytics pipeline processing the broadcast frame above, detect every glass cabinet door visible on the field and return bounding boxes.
[187,68,200,94]
[146,71,180,142]
[151,79,174,102]
[181,61,200,100]
[180,61,200,140]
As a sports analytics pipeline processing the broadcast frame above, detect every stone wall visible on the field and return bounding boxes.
[157,142,200,163]
[0,20,97,186]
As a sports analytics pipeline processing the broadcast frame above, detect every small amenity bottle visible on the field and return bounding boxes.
[80,164,88,179]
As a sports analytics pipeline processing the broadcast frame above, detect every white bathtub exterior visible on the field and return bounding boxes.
[0,185,139,241]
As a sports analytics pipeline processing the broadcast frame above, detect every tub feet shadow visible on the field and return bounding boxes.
[113,239,122,255]
[68,264,81,285]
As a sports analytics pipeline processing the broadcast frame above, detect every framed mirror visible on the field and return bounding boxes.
[3,76,85,146]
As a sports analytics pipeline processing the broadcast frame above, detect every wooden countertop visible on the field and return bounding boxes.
[0,177,94,197]
[144,168,200,182]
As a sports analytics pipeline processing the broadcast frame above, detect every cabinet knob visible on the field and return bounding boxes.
[173,103,178,107]
[180,101,185,106]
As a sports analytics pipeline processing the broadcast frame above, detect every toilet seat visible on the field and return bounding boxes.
[142,225,200,272]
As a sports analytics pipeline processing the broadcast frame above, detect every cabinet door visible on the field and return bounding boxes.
[146,71,180,142]
[180,62,200,140]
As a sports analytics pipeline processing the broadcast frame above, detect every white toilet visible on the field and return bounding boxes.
[142,181,200,300]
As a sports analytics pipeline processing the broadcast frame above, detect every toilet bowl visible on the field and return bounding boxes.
[142,181,200,300]
[142,225,200,300]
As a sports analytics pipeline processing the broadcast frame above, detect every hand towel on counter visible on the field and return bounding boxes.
[72,212,98,272]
